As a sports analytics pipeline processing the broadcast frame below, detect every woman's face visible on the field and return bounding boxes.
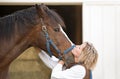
[72,43,86,58]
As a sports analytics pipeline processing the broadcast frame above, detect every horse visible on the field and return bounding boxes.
[0,4,90,79]
[0,4,76,79]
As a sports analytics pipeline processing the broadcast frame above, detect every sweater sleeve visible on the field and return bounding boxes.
[38,50,58,69]
[51,64,86,79]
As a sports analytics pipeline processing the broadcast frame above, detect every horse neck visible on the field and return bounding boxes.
[0,34,31,69]
[0,36,30,79]
[0,67,9,79]
[0,22,36,79]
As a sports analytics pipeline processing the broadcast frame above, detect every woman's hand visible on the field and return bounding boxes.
[58,60,65,65]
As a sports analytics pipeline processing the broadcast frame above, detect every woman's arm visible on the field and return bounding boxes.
[38,50,59,69]
[51,60,86,79]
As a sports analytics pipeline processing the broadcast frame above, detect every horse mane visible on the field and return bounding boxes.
[0,5,65,41]
[0,7,37,41]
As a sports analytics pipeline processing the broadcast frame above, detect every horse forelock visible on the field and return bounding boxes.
[0,7,38,41]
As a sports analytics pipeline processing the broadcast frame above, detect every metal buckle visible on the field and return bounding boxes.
[42,25,47,32]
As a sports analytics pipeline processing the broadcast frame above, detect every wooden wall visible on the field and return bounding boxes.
[9,47,51,79]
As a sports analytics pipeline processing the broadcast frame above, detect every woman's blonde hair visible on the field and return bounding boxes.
[78,42,98,70]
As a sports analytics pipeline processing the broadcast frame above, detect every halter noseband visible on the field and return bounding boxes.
[40,18,75,59]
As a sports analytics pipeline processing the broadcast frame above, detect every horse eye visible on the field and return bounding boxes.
[54,28,60,32]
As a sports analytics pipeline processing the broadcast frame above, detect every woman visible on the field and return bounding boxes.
[39,42,98,79]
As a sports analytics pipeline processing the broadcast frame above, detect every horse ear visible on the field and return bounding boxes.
[35,4,48,18]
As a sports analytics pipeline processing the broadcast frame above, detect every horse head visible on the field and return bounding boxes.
[29,4,75,66]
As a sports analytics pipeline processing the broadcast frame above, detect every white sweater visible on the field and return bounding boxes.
[38,51,86,79]
[51,64,86,79]
[38,50,58,69]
